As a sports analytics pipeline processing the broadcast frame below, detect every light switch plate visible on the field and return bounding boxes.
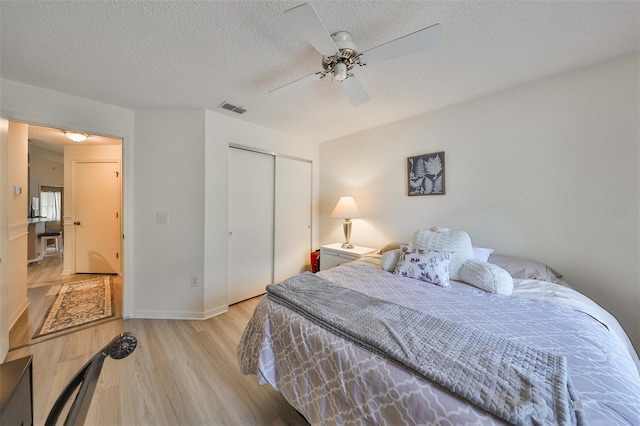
[156,211,169,224]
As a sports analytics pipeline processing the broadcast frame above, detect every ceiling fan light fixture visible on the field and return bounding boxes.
[331,31,356,52]
[273,3,441,107]
[64,131,89,143]
[334,62,348,81]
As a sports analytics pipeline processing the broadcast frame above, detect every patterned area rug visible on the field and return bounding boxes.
[35,276,114,338]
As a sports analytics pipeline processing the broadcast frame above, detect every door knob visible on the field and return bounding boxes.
[228,231,233,236]
[74,221,81,226]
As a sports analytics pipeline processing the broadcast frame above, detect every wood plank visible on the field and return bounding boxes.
[10,256,123,349]
[5,297,308,425]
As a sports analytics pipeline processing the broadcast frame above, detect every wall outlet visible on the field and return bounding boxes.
[190,275,198,287]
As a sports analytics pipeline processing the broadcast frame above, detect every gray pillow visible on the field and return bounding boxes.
[487,254,563,284]
[380,249,402,272]
[377,242,405,255]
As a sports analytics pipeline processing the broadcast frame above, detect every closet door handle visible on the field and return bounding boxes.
[74,221,81,226]
[228,231,233,236]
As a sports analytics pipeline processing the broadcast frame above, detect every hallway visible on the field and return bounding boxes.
[9,255,122,350]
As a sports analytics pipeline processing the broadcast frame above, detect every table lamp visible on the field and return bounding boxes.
[330,196,362,249]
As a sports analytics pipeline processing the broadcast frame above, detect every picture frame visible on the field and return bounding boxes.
[407,151,445,196]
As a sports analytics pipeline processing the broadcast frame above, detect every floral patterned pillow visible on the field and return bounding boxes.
[393,246,453,287]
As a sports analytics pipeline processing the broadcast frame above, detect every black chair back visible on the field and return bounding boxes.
[45,332,137,426]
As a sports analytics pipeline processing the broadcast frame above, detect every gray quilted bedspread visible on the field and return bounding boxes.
[266,272,582,426]
[239,260,640,425]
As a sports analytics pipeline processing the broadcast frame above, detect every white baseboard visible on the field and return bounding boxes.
[9,297,30,330]
[204,305,228,320]
[132,304,228,321]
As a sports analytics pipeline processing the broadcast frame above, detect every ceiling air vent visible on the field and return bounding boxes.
[218,101,247,114]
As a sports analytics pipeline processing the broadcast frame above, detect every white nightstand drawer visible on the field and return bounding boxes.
[320,243,376,271]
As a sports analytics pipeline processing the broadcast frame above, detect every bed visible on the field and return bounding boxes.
[238,228,640,425]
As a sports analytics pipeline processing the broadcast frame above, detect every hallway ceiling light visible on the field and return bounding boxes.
[64,131,89,143]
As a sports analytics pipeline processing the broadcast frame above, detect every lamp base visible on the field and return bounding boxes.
[342,219,354,249]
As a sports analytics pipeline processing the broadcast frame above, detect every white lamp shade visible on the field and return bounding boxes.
[330,196,362,219]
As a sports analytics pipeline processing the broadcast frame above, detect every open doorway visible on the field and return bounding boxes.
[10,123,123,349]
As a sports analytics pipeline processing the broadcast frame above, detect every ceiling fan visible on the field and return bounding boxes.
[269,3,441,106]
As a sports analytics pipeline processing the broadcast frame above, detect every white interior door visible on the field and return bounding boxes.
[228,148,274,304]
[274,156,312,283]
[74,161,121,274]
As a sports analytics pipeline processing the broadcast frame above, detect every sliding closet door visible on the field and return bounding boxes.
[274,156,312,283]
[228,148,274,304]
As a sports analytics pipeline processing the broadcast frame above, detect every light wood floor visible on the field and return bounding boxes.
[9,256,122,350]
[6,292,308,425]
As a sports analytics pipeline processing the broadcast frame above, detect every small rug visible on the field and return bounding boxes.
[35,276,114,338]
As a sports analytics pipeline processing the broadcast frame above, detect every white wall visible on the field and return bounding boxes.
[203,111,320,316]
[131,110,320,319]
[0,80,319,337]
[29,146,63,203]
[131,109,321,319]
[0,80,135,353]
[133,110,206,318]
[6,122,29,338]
[320,53,640,349]
[1,81,135,137]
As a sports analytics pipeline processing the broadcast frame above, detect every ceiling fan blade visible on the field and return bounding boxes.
[283,3,339,57]
[269,72,322,95]
[360,23,441,66]
[342,77,370,107]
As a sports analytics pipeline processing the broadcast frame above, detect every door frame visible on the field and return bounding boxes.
[2,118,130,318]
[0,117,8,358]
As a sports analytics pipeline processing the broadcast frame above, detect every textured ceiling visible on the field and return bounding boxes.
[1,1,638,143]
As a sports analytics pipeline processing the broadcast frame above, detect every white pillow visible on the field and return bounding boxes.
[472,245,494,262]
[380,249,402,272]
[411,227,474,281]
[460,258,513,295]
[393,246,452,287]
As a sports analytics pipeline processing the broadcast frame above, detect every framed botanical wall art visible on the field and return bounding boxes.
[407,151,445,196]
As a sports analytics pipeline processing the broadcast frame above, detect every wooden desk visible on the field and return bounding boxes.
[0,355,33,426]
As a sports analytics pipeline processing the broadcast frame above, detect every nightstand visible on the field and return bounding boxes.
[319,243,376,271]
